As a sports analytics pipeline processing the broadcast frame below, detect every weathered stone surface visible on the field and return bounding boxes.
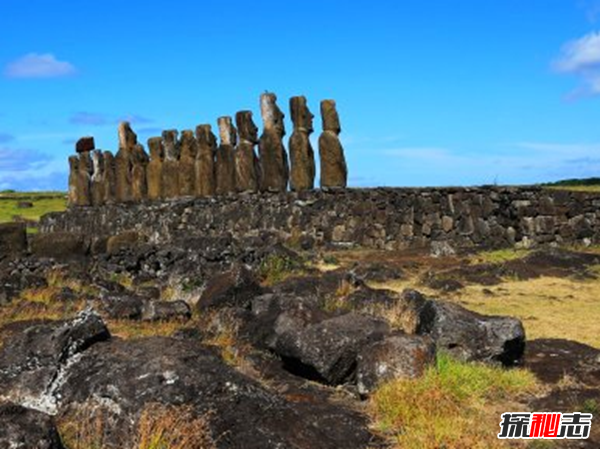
[216,117,237,195]
[75,136,95,154]
[29,232,88,260]
[89,150,105,206]
[197,265,263,310]
[0,223,27,259]
[115,122,138,203]
[356,333,436,395]
[0,403,65,449]
[68,152,92,207]
[131,144,148,202]
[0,310,110,414]
[141,300,191,321]
[97,293,145,320]
[319,100,347,189]
[234,111,260,193]
[161,130,180,199]
[289,96,315,191]
[259,92,289,192]
[106,230,142,255]
[146,137,164,201]
[409,290,526,365]
[195,124,217,197]
[178,130,197,197]
[101,151,116,204]
[54,336,374,449]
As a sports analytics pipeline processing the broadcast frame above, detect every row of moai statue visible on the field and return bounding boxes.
[68,93,348,206]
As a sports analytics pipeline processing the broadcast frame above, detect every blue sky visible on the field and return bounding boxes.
[1,0,599,190]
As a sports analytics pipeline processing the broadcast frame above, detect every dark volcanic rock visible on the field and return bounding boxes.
[141,300,191,322]
[412,291,526,366]
[0,403,64,449]
[356,333,436,395]
[97,293,145,320]
[0,310,110,413]
[0,223,27,259]
[75,136,95,154]
[29,232,88,260]
[197,265,263,310]
[56,336,375,449]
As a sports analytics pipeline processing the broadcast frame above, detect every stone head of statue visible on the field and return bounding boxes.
[260,92,285,137]
[196,125,217,151]
[235,111,259,144]
[162,130,179,161]
[78,151,93,173]
[69,155,79,172]
[148,137,165,161]
[320,100,341,134]
[179,130,197,158]
[217,116,237,147]
[290,96,314,134]
[118,121,138,149]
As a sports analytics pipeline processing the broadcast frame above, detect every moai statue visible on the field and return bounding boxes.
[115,122,137,202]
[102,151,116,204]
[318,100,347,189]
[178,130,197,197]
[215,117,237,195]
[289,96,315,191]
[258,92,289,192]
[146,137,164,201]
[76,151,93,206]
[68,155,79,206]
[195,125,217,197]
[131,144,149,202]
[90,150,105,206]
[161,130,180,199]
[234,111,260,193]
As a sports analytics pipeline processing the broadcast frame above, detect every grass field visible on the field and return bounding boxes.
[0,191,67,230]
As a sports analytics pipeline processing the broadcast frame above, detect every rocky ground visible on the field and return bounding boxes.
[0,224,599,448]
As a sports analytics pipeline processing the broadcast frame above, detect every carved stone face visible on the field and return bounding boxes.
[260,93,285,137]
[79,152,93,173]
[320,100,341,134]
[162,130,179,161]
[235,111,258,144]
[196,125,217,150]
[179,130,197,158]
[118,121,138,149]
[290,96,314,133]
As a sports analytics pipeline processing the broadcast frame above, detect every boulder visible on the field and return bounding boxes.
[97,293,145,320]
[55,336,375,449]
[356,333,436,395]
[141,300,191,322]
[0,403,64,449]
[0,310,110,414]
[106,230,142,255]
[29,232,88,260]
[197,266,263,310]
[0,223,27,258]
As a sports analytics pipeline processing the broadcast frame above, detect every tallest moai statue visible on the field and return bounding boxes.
[258,93,289,192]
[318,100,347,189]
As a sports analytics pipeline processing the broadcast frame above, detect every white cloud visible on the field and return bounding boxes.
[554,31,600,96]
[4,53,76,79]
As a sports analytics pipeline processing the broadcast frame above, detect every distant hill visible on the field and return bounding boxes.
[542,177,600,187]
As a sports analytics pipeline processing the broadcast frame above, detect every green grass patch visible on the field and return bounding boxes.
[471,248,530,264]
[370,352,539,449]
[258,254,305,285]
[0,191,67,231]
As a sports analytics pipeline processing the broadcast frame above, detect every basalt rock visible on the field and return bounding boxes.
[161,130,180,199]
[0,403,65,449]
[319,100,347,189]
[259,93,289,192]
[0,223,27,259]
[234,111,260,193]
[178,130,197,197]
[289,96,315,191]
[195,125,217,197]
[29,232,88,260]
[75,136,95,154]
[146,137,164,201]
[215,117,237,195]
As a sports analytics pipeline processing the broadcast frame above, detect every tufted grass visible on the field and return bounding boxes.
[369,352,540,449]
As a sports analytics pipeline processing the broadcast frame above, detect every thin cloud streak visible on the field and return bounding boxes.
[4,53,76,79]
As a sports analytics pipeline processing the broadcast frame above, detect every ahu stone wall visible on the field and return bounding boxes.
[40,187,600,252]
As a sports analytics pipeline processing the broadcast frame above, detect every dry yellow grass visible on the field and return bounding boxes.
[370,274,600,349]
